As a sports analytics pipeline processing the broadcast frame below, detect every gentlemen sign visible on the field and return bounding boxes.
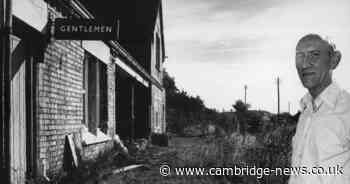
[54,18,118,40]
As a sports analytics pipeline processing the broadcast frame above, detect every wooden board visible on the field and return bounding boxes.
[67,134,79,167]
[10,61,26,184]
[10,35,27,184]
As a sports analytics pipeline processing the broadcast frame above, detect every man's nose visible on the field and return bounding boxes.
[301,55,312,68]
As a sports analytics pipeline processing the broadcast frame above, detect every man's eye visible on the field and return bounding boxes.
[310,51,320,57]
[296,53,304,58]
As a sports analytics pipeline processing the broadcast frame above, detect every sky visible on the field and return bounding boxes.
[162,0,350,114]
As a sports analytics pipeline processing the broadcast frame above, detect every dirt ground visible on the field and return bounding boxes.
[97,136,234,184]
[61,132,290,184]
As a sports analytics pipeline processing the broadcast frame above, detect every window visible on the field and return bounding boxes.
[155,111,159,132]
[155,35,161,71]
[99,61,108,133]
[83,51,108,135]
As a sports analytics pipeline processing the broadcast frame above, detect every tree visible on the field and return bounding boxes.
[232,100,250,135]
[163,69,178,96]
[232,100,250,112]
[163,70,221,134]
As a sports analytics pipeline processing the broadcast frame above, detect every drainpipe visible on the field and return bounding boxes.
[0,0,12,183]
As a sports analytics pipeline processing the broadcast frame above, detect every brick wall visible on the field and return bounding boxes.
[151,85,166,134]
[37,38,84,176]
[36,6,85,176]
[107,63,116,137]
[150,8,166,135]
[36,5,117,177]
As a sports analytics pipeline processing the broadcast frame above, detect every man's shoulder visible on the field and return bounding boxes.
[310,87,350,126]
[310,89,350,138]
[335,89,350,112]
[331,89,350,132]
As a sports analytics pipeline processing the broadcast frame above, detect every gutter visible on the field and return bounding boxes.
[106,41,163,90]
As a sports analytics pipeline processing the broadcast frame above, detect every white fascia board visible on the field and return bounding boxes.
[83,41,149,87]
[13,0,48,32]
[82,41,111,65]
[114,57,149,87]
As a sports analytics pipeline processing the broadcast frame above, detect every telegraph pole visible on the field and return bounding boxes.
[277,77,280,115]
[244,85,247,105]
[288,101,290,114]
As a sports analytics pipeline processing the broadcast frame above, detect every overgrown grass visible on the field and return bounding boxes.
[170,117,296,184]
[30,113,297,184]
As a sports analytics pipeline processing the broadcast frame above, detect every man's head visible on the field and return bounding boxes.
[295,34,342,97]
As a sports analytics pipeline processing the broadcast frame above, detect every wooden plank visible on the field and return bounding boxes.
[11,65,17,183]
[19,63,23,184]
[67,135,79,167]
[10,46,26,184]
[20,62,26,183]
[14,71,17,183]
[111,164,145,175]
[10,67,14,183]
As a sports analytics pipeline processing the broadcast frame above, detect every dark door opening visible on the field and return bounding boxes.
[115,68,133,140]
[134,82,150,138]
[115,67,150,141]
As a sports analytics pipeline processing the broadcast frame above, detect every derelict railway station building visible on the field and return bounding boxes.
[0,0,166,183]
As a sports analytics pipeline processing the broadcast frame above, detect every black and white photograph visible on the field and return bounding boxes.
[0,0,350,183]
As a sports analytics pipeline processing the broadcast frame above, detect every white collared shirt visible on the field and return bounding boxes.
[289,82,350,184]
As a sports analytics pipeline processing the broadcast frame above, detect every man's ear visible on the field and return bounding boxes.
[330,50,341,70]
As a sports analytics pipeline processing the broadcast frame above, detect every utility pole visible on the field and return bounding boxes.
[277,77,280,115]
[288,101,290,114]
[244,85,247,105]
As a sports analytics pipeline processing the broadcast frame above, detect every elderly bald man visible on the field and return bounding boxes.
[289,34,350,184]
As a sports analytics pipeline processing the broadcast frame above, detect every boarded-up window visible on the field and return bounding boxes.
[99,63,108,133]
[156,111,159,130]
[83,51,108,135]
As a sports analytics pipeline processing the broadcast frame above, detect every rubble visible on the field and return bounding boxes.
[113,135,128,155]
[111,164,147,174]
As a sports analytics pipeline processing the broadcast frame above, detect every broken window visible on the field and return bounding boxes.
[99,62,108,133]
[83,51,108,135]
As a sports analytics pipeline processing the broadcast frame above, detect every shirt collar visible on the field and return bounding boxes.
[300,82,341,111]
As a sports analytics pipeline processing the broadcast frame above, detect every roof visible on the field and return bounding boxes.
[83,0,166,66]
[83,0,162,42]
[58,0,164,90]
